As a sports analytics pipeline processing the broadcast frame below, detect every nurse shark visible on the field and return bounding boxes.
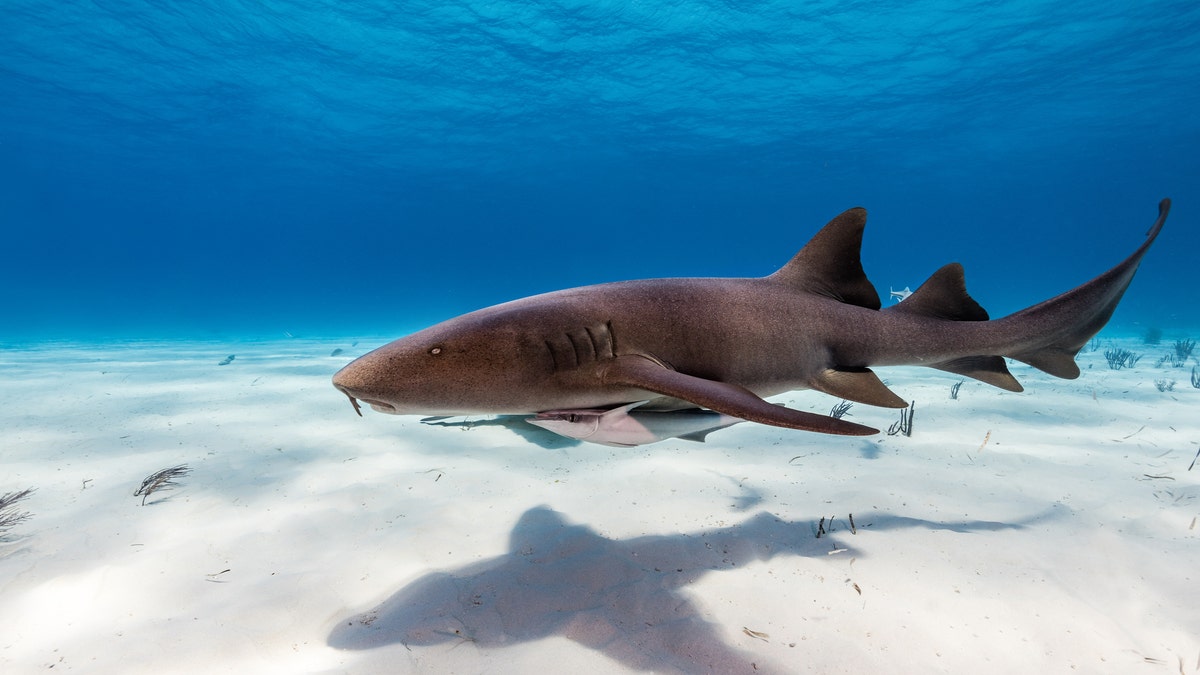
[333,200,1169,442]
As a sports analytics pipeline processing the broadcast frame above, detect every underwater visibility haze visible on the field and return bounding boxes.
[5,4,1200,673]
[1,1,1198,337]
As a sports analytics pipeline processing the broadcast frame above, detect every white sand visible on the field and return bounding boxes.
[1,336,1197,674]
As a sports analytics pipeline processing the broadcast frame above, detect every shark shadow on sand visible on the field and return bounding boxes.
[328,505,1046,674]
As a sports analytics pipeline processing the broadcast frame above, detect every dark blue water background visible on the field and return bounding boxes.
[3,1,1197,340]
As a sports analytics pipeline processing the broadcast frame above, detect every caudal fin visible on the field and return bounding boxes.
[997,199,1170,378]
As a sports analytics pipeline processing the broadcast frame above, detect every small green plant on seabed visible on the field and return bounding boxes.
[0,488,35,537]
[134,465,192,506]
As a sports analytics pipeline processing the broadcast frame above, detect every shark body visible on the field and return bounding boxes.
[333,200,1169,437]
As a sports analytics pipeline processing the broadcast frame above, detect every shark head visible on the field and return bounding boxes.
[526,409,605,440]
[332,294,634,417]
[332,312,555,416]
[525,402,647,444]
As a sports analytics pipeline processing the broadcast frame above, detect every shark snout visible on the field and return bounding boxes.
[332,364,398,416]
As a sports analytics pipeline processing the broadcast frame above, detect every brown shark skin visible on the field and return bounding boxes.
[333,199,1169,436]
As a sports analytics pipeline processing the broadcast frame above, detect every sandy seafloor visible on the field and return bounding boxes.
[1,335,1197,675]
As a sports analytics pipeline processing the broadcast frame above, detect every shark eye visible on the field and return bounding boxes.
[429,347,442,355]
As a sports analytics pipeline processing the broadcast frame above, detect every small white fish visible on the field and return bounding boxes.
[527,401,744,447]
[889,286,913,302]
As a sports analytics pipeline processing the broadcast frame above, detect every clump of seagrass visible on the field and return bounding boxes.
[1154,379,1176,392]
[1156,338,1196,368]
[1176,339,1196,361]
[1104,348,1142,370]
[0,488,35,537]
[134,465,191,506]
[1192,366,1200,389]
[829,400,853,419]
[950,380,964,399]
[1156,353,1185,368]
[887,402,915,437]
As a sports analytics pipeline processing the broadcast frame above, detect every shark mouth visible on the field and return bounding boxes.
[363,399,397,413]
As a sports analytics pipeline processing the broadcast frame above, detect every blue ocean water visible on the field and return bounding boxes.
[2,0,1197,340]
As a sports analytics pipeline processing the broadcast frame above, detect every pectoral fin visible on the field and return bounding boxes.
[602,355,878,436]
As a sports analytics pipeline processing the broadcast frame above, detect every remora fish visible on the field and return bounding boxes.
[526,401,745,446]
[333,200,1169,438]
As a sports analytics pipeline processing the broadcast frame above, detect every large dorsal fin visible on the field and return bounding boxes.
[885,263,989,321]
[767,207,881,310]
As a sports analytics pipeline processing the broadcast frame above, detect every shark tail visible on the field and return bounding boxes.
[882,199,1168,391]
[993,198,1169,378]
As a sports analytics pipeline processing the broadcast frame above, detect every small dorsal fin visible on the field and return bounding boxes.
[767,207,881,310]
[602,401,649,417]
[885,263,989,321]
[677,429,720,443]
